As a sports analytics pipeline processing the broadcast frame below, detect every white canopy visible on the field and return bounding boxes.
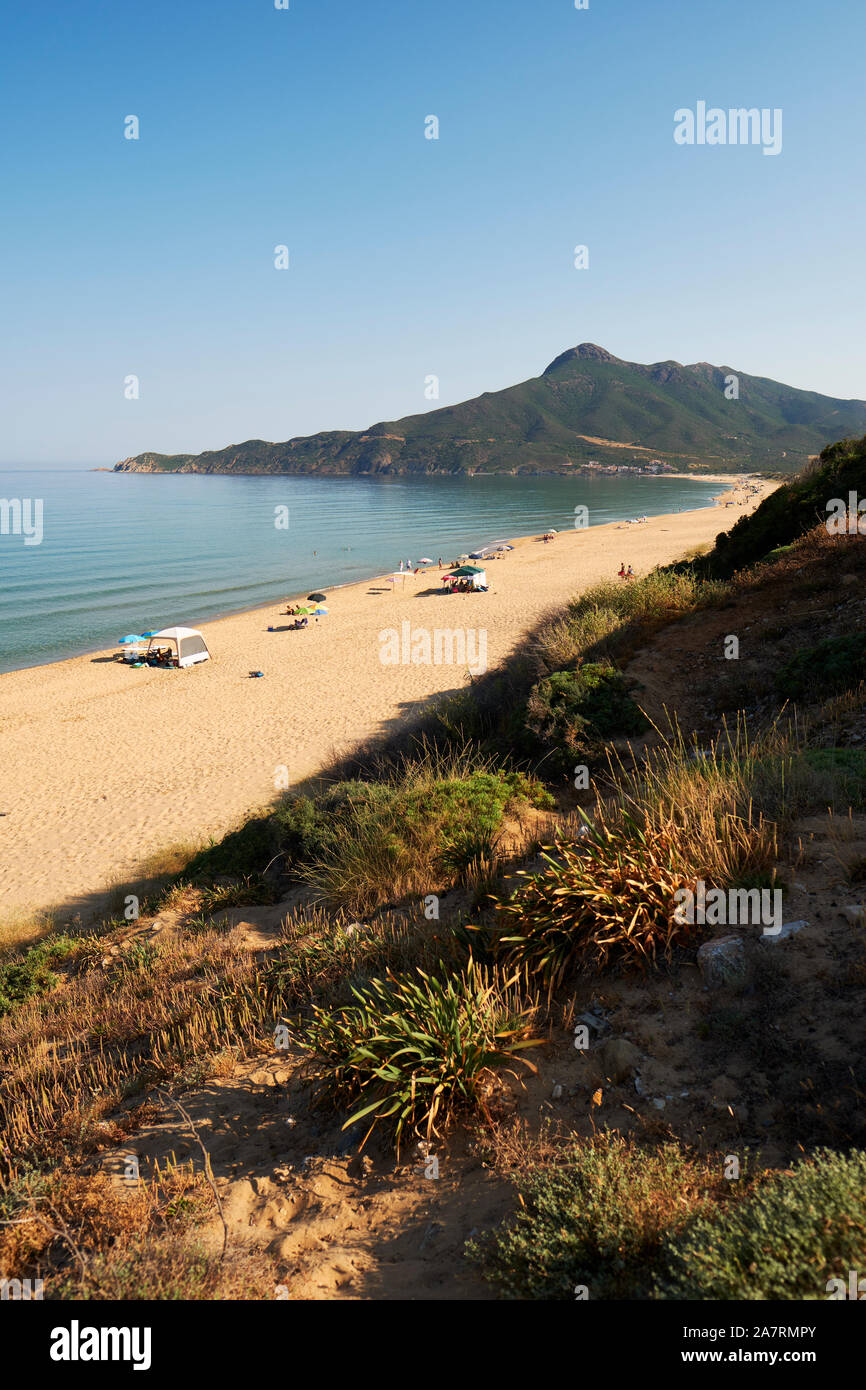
[147,627,210,667]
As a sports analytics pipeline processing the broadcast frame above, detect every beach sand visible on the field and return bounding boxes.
[0,478,775,920]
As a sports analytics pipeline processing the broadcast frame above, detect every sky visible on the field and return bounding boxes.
[1,0,864,465]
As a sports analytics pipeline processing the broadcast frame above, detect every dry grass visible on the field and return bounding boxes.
[0,930,274,1178]
[100,839,209,919]
[615,714,781,883]
[0,904,447,1180]
[0,909,61,957]
[0,1164,280,1299]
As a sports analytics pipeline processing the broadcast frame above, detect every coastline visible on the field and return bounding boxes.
[0,477,775,920]
[0,471,751,680]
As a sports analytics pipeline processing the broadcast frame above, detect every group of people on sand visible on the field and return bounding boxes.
[137,646,176,667]
[618,562,635,581]
[281,604,309,630]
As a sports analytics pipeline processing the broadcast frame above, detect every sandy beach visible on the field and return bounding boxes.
[0,478,775,921]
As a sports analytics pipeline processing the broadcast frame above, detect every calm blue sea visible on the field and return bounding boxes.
[0,469,721,674]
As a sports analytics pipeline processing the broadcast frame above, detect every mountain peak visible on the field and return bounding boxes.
[543,343,623,374]
[115,346,866,479]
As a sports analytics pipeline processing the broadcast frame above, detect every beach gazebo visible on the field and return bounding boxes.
[446,565,487,589]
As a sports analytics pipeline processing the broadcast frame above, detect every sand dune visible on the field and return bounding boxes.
[0,480,775,920]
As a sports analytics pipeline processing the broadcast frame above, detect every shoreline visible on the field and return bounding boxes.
[0,477,776,921]
[1,472,752,680]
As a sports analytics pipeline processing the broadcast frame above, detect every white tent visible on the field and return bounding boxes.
[147,627,211,667]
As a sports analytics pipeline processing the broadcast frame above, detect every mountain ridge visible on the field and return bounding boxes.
[114,345,866,477]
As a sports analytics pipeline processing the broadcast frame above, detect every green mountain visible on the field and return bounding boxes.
[113,344,866,477]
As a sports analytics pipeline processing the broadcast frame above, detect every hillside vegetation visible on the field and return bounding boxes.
[681,433,866,577]
[3,436,866,1299]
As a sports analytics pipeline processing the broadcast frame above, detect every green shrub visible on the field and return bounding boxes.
[0,935,78,1016]
[686,433,866,579]
[748,746,866,818]
[761,543,796,563]
[286,768,551,911]
[182,816,279,881]
[468,1136,722,1300]
[275,783,396,866]
[170,759,549,916]
[776,635,866,702]
[525,662,648,772]
[656,1148,866,1300]
[299,961,538,1150]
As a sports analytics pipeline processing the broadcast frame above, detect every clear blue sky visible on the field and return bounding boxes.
[1,0,864,464]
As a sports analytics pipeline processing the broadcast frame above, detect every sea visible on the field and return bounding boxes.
[0,468,721,674]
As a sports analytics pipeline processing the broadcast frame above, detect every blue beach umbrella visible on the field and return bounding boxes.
[118,634,144,645]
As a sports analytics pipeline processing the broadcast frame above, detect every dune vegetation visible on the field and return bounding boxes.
[2,434,866,1299]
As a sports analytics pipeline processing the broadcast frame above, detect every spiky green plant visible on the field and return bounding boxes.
[493,812,699,990]
[197,875,281,910]
[299,961,539,1150]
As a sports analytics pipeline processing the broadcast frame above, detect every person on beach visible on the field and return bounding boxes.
[626,565,635,580]
[618,563,626,579]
